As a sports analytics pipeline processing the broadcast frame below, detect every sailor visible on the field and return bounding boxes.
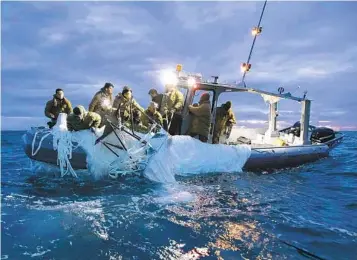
[148,89,163,111]
[45,88,73,128]
[224,101,237,138]
[67,105,101,131]
[88,82,114,126]
[112,86,145,123]
[187,93,212,143]
[98,86,145,142]
[131,110,148,133]
[141,101,163,132]
[160,84,184,135]
[112,86,124,110]
[213,101,237,144]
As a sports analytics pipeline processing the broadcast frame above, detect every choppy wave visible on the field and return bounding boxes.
[2,131,357,259]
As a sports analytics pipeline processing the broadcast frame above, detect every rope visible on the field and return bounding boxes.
[31,129,52,156]
[167,111,175,130]
[31,112,169,180]
[107,124,169,179]
[30,122,85,178]
[129,97,135,135]
[241,0,268,84]
[52,129,78,178]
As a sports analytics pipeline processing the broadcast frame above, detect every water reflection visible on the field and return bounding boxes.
[159,178,276,259]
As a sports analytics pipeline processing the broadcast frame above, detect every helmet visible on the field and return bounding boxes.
[200,92,210,102]
[73,107,82,115]
[103,82,114,89]
[122,86,132,95]
[224,101,232,110]
[148,89,158,95]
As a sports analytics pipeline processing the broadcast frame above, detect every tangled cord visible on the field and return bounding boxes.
[107,125,168,179]
[31,126,83,178]
[52,129,78,178]
[31,117,168,180]
[31,129,52,156]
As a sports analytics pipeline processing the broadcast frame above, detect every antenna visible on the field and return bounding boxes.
[303,90,308,99]
[240,0,268,86]
[211,76,219,84]
[291,85,301,95]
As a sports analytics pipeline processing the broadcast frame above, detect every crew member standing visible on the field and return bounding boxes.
[160,84,184,135]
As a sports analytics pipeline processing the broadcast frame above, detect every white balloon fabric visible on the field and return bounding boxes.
[144,135,251,183]
[48,114,251,183]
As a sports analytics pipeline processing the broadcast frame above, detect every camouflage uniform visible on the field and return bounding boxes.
[224,107,237,138]
[148,89,164,111]
[88,89,113,126]
[99,94,145,140]
[152,94,163,111]
[160,88,184,134]
[187,99,211,142]
[45,95,72,128]
[141,109,163,132]
[67,105,101,131]
[112,95,145,122]
[213,103,236,144]
[160,89,184,115]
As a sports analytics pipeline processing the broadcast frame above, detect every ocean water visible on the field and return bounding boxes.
[1,131,357,260]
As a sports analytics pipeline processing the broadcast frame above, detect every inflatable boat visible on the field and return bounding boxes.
[22,76,343,176]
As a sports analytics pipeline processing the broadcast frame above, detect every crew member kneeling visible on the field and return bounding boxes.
[142,101,163,132]
[67,105,101,131]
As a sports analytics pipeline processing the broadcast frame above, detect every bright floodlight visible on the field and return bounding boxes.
[251,26,262,36]
[160,69,178,86]
[251,28,258,36]
[187,77,196,87]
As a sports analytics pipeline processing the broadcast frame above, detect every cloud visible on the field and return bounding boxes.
[173,2,258,30]
[75,4,152,41]
[1,1,357,131]
[40,32,68,45]
[282,39,315,48]
[2,47,42,70]
[216,45,357,84]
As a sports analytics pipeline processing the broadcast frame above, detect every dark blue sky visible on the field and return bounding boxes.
[2,1,357,130]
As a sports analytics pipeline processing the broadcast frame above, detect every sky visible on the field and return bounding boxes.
[1,1,357,131]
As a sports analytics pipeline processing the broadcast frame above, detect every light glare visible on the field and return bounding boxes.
[101,99,111,109]
[187,77,196,87]
[160,69,178,86]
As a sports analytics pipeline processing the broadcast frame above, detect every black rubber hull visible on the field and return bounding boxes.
[22,130,343,171]
[22,130,87,169]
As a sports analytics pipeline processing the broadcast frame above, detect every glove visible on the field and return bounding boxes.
[49,113,55,119]
[163,109,169,118]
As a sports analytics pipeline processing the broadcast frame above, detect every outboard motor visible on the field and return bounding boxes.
[310,127,335,143]
[281,121,301,137]
[280,121,316,138]
[290,121,301,137]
